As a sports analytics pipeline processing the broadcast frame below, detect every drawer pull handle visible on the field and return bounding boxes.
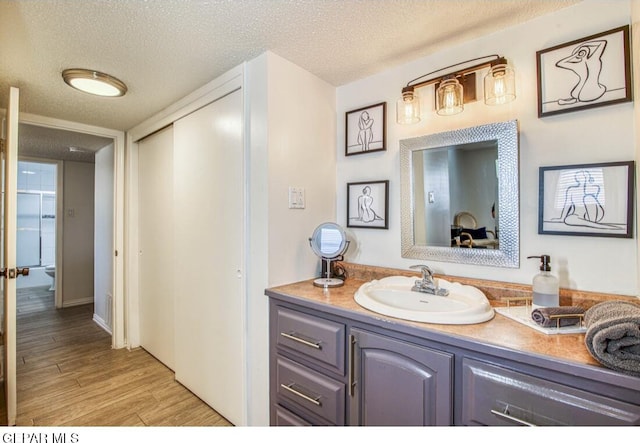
[490,406,536,426]
[280,383,322,406]
[280,332,322,349]
[348,334,356,396]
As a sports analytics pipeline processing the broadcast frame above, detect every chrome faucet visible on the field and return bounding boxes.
[409,265,449,296]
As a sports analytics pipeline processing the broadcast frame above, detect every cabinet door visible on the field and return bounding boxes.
[349,328,453,426]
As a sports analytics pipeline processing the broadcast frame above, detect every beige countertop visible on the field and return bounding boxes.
[266,263,639,371]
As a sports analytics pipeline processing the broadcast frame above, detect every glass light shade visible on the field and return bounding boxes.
[484,63,516,105]
[62,69,127,97]
[396,90,421,124]
[436,78,463,116]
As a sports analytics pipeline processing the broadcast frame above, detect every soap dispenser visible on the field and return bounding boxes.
[527,255,559,308]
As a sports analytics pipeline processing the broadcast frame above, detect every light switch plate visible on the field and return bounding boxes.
[288,187,305,209]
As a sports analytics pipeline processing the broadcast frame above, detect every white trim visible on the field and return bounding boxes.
[18,112,126,349]
[93,313,112,334]
[62,296,93,308]
[5,86,20,425]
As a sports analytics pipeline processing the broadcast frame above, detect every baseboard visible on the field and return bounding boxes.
[61,296,93,308]
[93,313,112,335]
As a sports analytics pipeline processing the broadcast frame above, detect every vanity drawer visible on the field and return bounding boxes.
[272,404,313,426]
[275,306,345,374]
[276,356,345,425]
[461,358,640,426]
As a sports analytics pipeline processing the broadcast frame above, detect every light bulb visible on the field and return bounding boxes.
[436,78,463,116]
[396,88,420,124]
[484,63,515,105]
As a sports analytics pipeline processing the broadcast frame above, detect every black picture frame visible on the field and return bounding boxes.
[536,25,632,118]
[347,180,389,229]
[538,161,634,238]
[345,102,386,156]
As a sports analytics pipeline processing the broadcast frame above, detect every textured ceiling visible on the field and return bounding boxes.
[0,0,580,159]
[18,124,113,163]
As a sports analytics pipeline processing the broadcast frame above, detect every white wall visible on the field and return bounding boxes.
[62,161,95,306]
[337,0,638,296]
[266,54,338,285]
[94,143,114,331]
[633,0,640,295]
[246,53,270,428]
[246,51,336,425]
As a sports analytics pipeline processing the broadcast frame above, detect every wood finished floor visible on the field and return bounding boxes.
[10,286,233,427]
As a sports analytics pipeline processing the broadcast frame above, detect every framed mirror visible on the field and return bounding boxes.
[400,120,519,268]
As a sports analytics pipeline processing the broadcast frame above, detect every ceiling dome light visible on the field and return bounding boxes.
[62,69,127,97]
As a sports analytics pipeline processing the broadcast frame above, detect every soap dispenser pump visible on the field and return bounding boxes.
[527,255,559,308]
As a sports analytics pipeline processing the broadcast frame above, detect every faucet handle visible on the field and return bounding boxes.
[409,264,433,280]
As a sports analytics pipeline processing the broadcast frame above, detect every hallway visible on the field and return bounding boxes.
[12,286,232,426]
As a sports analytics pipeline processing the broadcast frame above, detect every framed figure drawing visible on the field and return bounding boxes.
[536,25,632,118]
[538,161,634,238]
[347,180,389,229]
[345,102,386,156]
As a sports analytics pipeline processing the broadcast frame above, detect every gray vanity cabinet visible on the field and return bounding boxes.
[349,328,453,425]
[270,300,452,426]
[268,295,640,427]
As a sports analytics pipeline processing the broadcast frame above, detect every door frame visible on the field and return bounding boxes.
[19,112,126,349]
[3,86,20,425]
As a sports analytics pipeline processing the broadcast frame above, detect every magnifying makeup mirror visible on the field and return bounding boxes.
[309,222,350,288]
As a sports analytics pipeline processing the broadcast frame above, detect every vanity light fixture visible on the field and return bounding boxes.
[62,68,128,97]
[396,55,516,124]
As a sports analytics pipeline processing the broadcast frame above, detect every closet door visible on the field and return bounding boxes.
[173,89,244,425]
[138,125,175,369]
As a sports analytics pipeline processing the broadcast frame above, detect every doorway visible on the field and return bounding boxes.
[15,160,59,311]
[16,116,125,347]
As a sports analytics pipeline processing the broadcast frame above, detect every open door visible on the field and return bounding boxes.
[2,86,26,425]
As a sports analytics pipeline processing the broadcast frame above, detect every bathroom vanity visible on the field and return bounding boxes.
[266,272,640,426]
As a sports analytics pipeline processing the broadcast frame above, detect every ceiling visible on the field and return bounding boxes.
[1,0,580,161]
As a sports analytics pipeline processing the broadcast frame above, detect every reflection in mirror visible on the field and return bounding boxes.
[400,120,519,268]
[309,222,350,287]
[412,140,498,247]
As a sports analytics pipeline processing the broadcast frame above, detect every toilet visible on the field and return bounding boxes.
[44,265,55,291]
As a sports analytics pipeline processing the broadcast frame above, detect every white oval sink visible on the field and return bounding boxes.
[354,276,494,324]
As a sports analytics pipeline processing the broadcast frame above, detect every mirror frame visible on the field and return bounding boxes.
[400,120,520,268]
[309,222,349,259]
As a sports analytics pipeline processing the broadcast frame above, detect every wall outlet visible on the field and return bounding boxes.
[288,187,305,209]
